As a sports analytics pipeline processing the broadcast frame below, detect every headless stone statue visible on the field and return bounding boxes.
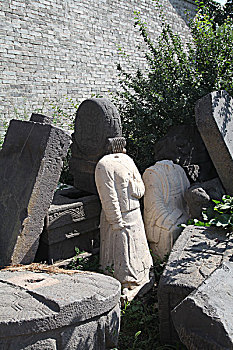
[95,152,153,300]
[143,160,190,259]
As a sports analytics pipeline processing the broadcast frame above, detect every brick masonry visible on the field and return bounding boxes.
[0,0,196,134]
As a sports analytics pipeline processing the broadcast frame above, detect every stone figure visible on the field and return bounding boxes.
[95,152,153,300]
[143,160,190,259]
[70,98,123,194]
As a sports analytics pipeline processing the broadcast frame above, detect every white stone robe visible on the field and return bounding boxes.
[95,153,152,289]
[143,160,190,259]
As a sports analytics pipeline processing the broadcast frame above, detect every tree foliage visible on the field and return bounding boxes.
[116,0,233,171]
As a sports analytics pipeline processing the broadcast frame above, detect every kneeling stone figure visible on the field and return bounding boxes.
[95,152,153,300]
[143,160,190,260]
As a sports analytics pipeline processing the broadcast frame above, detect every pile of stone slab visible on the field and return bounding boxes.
[0,98,125,266]
[158,90,233,349]
[0,267,121,350]
[0,101,124,350]
[39,98,125,262]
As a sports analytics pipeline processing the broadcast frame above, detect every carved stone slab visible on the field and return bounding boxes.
[0,269,121,349]
[172,262,233,349]
[70,98,122,194]
[158,225,233,344]
[36,187,101,262]
[0,119,71,267]
[195,90,233,195]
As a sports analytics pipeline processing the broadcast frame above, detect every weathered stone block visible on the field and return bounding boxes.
[70,98,123,194]
[158,226,233,344]
[0,269,121,350]
[172,262,233,350]
[36,187,101,262]
[195,90,233,195]
[0,119,71,266]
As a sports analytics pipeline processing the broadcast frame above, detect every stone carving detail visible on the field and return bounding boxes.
[70,98,123,194]
[36,187,101,262]
[95,153,153,300]
[143,160,190,259]
[195,90,233,195]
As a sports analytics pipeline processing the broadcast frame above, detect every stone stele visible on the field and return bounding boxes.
[95,153,153,301]
[0,119,71,267]
[70,98,123,194]
[143,160,190,260]
[158,225,233,344]
[172,262,233,350]
[195,90,233,195]
[0,269,121,350]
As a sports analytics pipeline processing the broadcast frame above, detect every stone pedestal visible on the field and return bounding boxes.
[0,269,121,350]
[36,187,101,263]
[158,226,233,344]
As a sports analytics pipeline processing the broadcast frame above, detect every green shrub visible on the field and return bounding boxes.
[182,195,233,230]
[116,0,233,172]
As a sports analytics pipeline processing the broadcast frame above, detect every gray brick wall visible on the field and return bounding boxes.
[0,0,196,133]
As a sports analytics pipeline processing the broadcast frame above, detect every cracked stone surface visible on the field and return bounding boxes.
[158,226,233,344]
[0,270,121,350]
